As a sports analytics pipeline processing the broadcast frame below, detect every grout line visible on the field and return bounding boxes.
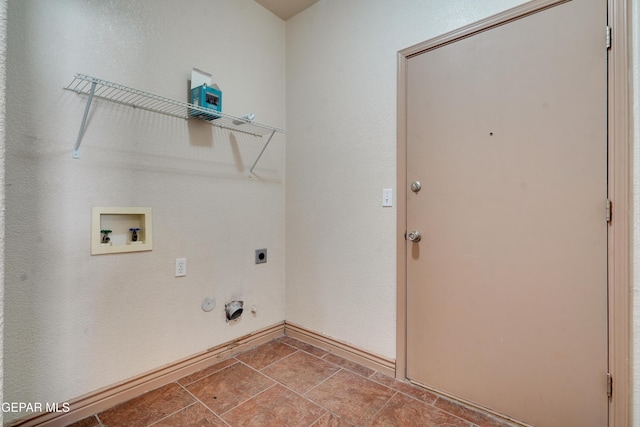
[364,390,399,426]
[145,401,199,427]
[177,382,232,426]
[177,358,240,387]
[251,348,300,371]
[236,362,324,421]
[237,359,279,378]
[218,382,280,417]
[277,337,300,351]
[236,354,364,425]
[406,382,523,426]
[231,357,355,427]
[367,372,438,405]
[306,411,328,427]
[302,367,343,396]
[214,360,283,416]
[86,337,513,427]
[415,394,485,427]
[309,411,357,427]
[367,371,511,426]
[319,353,376,379]
[278,336,330,358]
[286,343,331,360]
[255,365,332,413]
[299,367,403,426]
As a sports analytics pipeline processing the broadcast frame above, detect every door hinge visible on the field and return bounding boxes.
[606,199,612,223]
[606,26,612,50]
[607,373,613,398]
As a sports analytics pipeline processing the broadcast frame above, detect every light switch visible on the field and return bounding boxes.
[383,189,393,207]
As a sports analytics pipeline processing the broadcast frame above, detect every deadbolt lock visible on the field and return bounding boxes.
[411,181,422,193]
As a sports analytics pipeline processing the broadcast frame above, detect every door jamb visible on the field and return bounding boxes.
[395,0,632,425]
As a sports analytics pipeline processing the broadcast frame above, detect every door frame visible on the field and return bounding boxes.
[395,0,632,425]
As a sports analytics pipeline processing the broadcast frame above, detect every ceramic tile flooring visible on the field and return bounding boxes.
[67,336,515,427]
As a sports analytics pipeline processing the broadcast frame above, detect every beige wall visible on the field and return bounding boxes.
[0,0,6,424]
[632,0,640,422]
[285,0,640,422]
[2,0,639,425]
[3,0,285,423]
[285,0,530,361]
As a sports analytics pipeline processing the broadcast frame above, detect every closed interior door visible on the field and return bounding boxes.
[405,1,608,426]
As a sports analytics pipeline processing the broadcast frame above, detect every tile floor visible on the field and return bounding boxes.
[66,336,515,427]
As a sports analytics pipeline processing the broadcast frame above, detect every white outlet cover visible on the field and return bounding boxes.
[175,258,187,277]
[201,297,216,312]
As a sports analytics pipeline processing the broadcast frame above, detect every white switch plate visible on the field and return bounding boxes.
[175,258,187,277]
[383,189,393,207]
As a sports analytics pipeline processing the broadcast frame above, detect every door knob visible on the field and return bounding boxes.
[407,230,422,242]
[411,181,422,193]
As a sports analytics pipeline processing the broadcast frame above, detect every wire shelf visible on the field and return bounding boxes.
[64,73,285,176]
[65,73,285,137]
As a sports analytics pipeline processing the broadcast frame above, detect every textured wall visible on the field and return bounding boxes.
[285,0,531,359]
[4,0,285,422]
[632,0,640,423]
[285,5,640,420]
[3,0,639,424]
[0,0,6,424]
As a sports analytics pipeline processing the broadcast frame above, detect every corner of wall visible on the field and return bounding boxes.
[631,0,640,423]
[0,0,7,423]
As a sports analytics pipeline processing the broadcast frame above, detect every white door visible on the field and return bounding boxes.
[405,1,608,425]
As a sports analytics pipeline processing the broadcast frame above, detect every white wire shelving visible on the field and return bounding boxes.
[64,73,285,177]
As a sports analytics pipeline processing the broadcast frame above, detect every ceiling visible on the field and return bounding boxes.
[254,0,320,20]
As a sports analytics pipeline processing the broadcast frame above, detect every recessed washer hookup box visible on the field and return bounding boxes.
[190,83,222,120]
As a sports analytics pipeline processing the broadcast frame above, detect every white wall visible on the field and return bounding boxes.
[4,0,285,423]
[285,0,531,359]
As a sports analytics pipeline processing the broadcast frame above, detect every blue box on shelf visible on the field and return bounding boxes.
[189,83,222,120]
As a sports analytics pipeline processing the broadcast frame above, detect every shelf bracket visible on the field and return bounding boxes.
[249,129,277,178]
[72,81,97,158]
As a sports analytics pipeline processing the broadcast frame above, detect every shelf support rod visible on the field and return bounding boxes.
[249,129,277,178]
[72,81,97,158]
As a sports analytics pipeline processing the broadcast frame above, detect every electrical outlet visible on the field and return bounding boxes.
[175,258,186,277]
